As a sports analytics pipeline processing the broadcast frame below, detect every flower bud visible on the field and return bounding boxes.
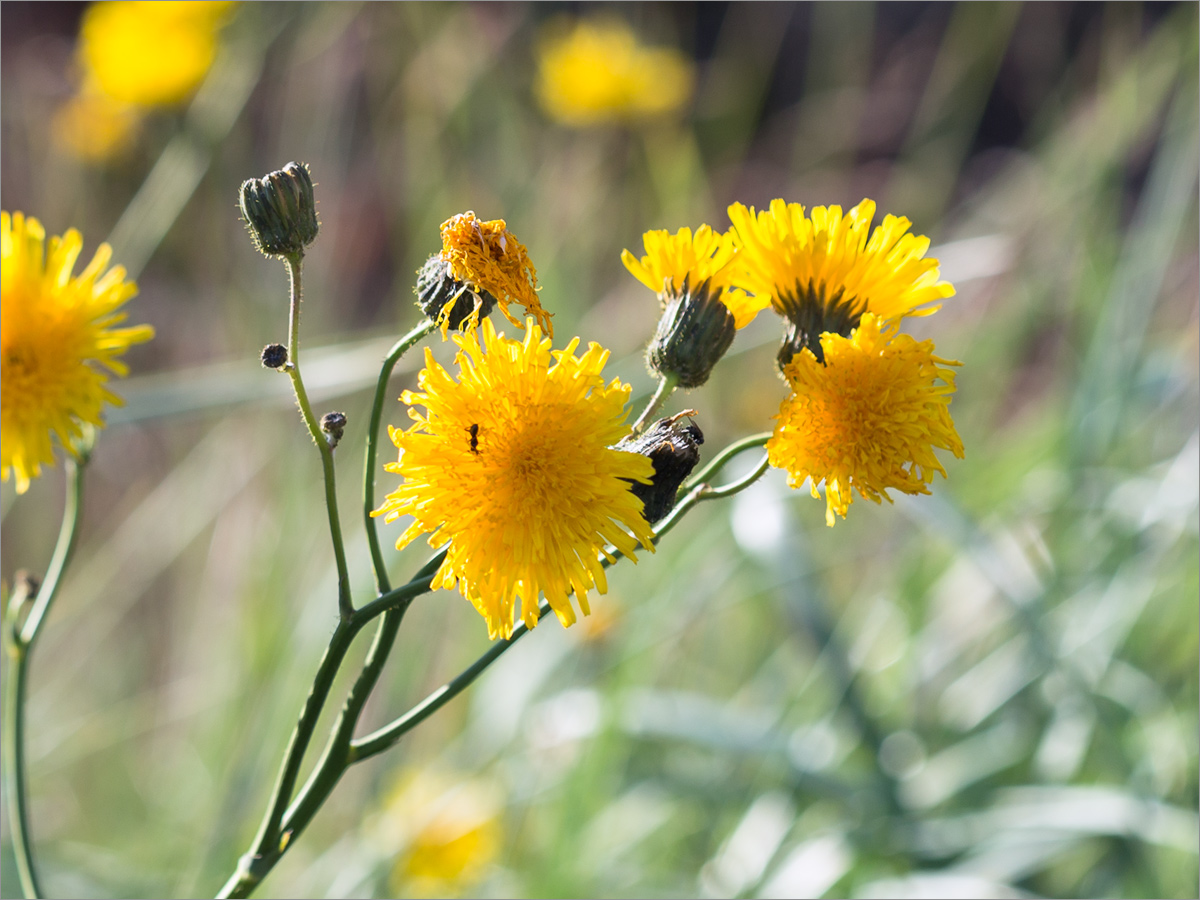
[320,411,347,447]
[415,254,497,331]
[646,280,736,388]
[261,343,288,369]
[615,411,704,523]
[774,285,863,370]
[239,162,319,258]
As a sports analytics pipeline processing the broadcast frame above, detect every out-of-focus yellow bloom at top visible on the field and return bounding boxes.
[369,768,503,898]
[1,212,154,493]
[622,225,768,329]
[51,89,141,162]
[79,1,235,108]
[439,211,552,337]
[536,19,694,127]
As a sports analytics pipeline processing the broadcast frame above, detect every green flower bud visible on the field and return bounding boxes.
[415,254,497,331]
[239,162,319,258]
[615,411,704,523]
[646,279,736,388]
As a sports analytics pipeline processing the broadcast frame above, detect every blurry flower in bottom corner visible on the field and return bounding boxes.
[536,18,694,127]
[1,212,154,493]
[373,318,656,640]
[768,314,963,527]
[370,769,503,898]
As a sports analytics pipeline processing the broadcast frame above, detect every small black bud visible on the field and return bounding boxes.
[320,411,347,448]
[415,254,497,331]
[646,280,737,388]
[615,411,704,523]
[261,343,288,369]
[239,162,319,258]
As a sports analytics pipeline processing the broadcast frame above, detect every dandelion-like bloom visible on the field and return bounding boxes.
[1,212,154,493]
[768,314,963,527]
[439,212,552,337]
[536,19,694,127]
[623,225,769,387]
[622,225,767,329]
[78,1,235,108]
[374,318,655,640]
[728,198,954,365]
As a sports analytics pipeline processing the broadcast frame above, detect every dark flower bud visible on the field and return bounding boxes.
[239,162,319,258]
[261,343,288,369]
[646,279,736,388]
[615,411,704,523]
[320,411,347,447]
[774,283,863,370]
[415,254,497,331]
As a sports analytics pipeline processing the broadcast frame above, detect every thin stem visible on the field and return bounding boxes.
[630,373,679,434]
[283,255,354,621]
[363,320,436,595]
[684,432,771,491]
[5,458,86,899]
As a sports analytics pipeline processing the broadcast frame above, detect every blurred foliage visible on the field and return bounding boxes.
[1,2,1197,898]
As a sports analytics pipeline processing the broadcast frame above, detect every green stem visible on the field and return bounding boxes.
[684,432,771,491]
[216,561,440,900]
[5,458,87,899]
[363,320,436,595]
[283,255,353,621]
[630,373,679,434]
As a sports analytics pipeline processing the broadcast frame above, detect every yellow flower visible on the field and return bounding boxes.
[439,211,552,337]
[372,769,502,898]
[2,212,154,493]
[52,90,141,163]
[728,198,954,363]
[622,224,768,329]
[78,1,234,108]
[767,314,963,527]
[374,318,655,640]
[536,19,694,127]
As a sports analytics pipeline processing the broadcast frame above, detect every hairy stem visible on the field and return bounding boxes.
[283,255,353,621]
[630,373,679,434]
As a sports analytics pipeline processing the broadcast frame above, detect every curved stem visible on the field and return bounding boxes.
[5,458,86,899]
[363,320,436,595]
[684,432,771,492]
[630,373,679,434]
[283,255,353,621]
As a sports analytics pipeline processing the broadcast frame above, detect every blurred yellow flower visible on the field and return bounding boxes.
[440,211,552,337]
[78,1,234,108]
[372,768,503,898]
[767,314,963,526]
[622,224,768,329]
[374,318,655,640]
[728,198,954,363]
[536,19,694,127]
[51,90,141,162]
[1,212,154,493]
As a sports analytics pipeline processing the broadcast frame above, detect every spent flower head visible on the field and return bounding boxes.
[439,211,551,337]
[373,318,655,640]
[536,18,693,127]
[728,198,954,367]
[1,212,154,493]
[767,314,963,526]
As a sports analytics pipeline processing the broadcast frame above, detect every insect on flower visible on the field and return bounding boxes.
[466,423,480,454]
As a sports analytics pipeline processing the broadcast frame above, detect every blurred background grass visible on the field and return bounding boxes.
[1,2,1197,897]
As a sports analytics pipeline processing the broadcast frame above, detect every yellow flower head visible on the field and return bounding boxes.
[536,19,694,127]
[439,212,552,337]
[373,768,502,898]
[767,314,963,527]
[621,224,768,329]
[52,90,141,163]
[2,212,154,493]
[79,1,235,108]
[374,318,655,640]
[728,198,954,362]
